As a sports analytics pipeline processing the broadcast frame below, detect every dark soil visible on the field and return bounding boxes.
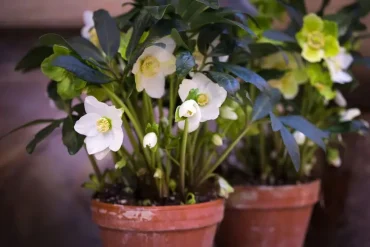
[94,183,219,206]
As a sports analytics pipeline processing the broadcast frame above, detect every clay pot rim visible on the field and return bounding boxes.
[91,198,224,211]
[233,179,320,191]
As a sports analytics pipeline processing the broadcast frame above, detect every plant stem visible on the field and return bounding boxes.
[180,119,189,198]
[168,76,176,125]
[85,145,102,181]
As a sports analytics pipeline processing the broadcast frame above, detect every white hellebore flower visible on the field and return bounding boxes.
[143,132,158,149]
[293,131,306,145]
[217,176,234,199]
[220,106,238,120]
[178,73,227,122]
[178,100,202,133]
[74,96,124,160]
[81,11,94,39]
[325,47,354,84]
[340,108,361,122]
[132,37,176,98]
[334,90,347,107]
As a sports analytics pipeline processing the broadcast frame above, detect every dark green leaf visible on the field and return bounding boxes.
[26,121,62,154]
[15,46,53,72]
[270,112,283,131]
[68,37,105,62]
[72,103,85,115]
[145,5,173,19]
[263,30,296,42]
[197,26,223,55]
[62,117,85,155]
[39,33,74,50]
[216,63,269,91]
[93,9,121,58]
[278,0,303,29]
[211,35,236,56]
[47,81,68,111]
[126,10,154,59]
[258,69,287,81]
[279,115,329,150]
[207,71,240,94]
[317,0,330,16]
[280,126,300,171]
[327,120,369,134]
[196,0,219,9]
[0,119,57,140]
[176,51,196,78]
[251,92,272,122]
[171,29,189,49]
[116,8,139,29]
[52,55,112,84]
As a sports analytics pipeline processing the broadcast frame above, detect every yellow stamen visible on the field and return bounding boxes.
[197,94,209,106]
[96,117,111,133]
[140,56,160,77]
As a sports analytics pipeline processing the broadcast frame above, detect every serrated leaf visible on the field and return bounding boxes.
[93,9,121,58]
[280,126,301,171]
[51,55,112,84]
[216,63,269,91]
[26,121,62,154]
[68,37,105,62]
[207,71,240,94]
[176,51,196,78]
[62,117,85,155]
[171,29,189,50]
[15,46,54,72]
[279,115,329,150]
[251,93,272,122]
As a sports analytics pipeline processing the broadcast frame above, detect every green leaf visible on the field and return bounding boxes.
[196,0,219,9]
[197,26,223,55]
[207,71,240,94]
[39,33,74,50]
[51,55,113,84]
[126,10,154,59]
[15,46,53,72]
[215,63,269,91]
[280,126,300,171]
[171,29,189,50]
[251,92,272,122]
[145,5,173,19]
[269,112,283,131]
[47,81,68,111]
[57,77,86,100]
[263,30,296,42]
[93,9,121,58]
[323,20,338,37]
[118,29,133,60]
[62,117,85,155]
[175,106,186,122]
[0,119,57,140]
[26,120,62,154]
[176,51,196,78]
[115,159,127,169]
[68,37,105,62]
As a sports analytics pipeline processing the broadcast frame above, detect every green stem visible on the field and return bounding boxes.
[85,145,102,181]
[168,76,176,125]
[259,123,267,176]
[180,119,189,198]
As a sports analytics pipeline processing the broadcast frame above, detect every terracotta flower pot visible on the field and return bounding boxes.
[216,180,320,247]
[91,199,224,247]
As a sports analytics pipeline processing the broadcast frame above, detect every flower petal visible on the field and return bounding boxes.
[109,127,124,152]
[141,73,166,98]
[204,78,227,107]
[199,103,221,122]
[324,36,340,58]
[81,11,94,39]
[178,79,198,102]
[302,44,324,63]
[303,14,323,33]
[281,75,299,99]
[334,90,347,107]
[160,56,176,75]
[331,70,352,84]
[156,36,176,54]
[74,113,100,137]
[337,47,354,69]
[85,132,112,154]
[340,108,361,122]
[192,73,211,91]
[178,103,201,133]
[84,96,108,115]
[94,148,110,160]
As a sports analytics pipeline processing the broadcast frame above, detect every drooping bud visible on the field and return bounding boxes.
[143,132,158,149]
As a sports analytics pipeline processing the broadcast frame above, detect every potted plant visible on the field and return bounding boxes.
[216,0,370,247]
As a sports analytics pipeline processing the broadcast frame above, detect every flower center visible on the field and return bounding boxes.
[307,31,325,50]
[141,56,161,77]
[96,117,112,133]
[197,94,209,106]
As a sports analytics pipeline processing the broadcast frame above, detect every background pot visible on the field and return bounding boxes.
[91,199,224,247]
[216,180,320,247]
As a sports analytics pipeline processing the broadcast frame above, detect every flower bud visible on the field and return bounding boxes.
[220,106,238,120]
[327,148,341,167]
[143,132,158,149]
[334,90,347,107]
[218,176,234,199]
[293,131,306,145]
[212,134,223,146]
[153,168,163,179]
[179,100,198,118]
[340,108,361,122]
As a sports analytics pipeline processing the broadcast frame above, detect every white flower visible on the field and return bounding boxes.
[178,100,202,133]
[132,36,176,98]
[192,35,229,72]
[325,47,353,84]
[217,176,234,199]
[143,132,158,149]
[74,96,124,160]
[334,90,347,107]
[178,73,227,122]
[212,134,223,146]
[340,108,361,122]
[293,131,306,145]
[220,106,238,120]
[81,11,94,39]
